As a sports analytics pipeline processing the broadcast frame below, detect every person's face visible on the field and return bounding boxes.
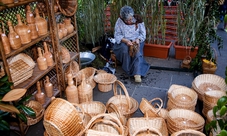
[124,16,135,25]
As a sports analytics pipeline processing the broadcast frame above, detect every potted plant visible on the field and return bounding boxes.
[0,75,35,135]
[174,0,205,60]
[143,0,172,59]
[205,67,227,136]
[190,0,223,72]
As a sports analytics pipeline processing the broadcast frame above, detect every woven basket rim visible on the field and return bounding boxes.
[56,0,78,16]
[93,73,117,84]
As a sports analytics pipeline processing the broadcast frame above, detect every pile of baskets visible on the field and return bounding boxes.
[167,85,198,111]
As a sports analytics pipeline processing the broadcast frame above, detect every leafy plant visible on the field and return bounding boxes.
[0,75,35,134]
[205,66,227,136]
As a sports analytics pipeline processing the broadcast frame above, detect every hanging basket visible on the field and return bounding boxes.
[56,0,78,16]
[106,80,138,119]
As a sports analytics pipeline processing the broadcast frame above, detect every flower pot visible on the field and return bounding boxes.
[144,41,172,59]
[174,44,198,60]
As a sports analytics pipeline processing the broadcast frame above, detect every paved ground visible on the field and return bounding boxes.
[11,23,227,136]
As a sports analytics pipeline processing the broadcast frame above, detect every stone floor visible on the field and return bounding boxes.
[11,22,227,136]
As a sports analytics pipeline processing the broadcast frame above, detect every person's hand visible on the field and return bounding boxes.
[135,39,140,45]
[126,40,133,46]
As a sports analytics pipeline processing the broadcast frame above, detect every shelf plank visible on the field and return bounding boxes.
[0,0,37,11]
[42,89,60,108]
[0,32,50,60]
[59,31,77,43]
[15,63,56,89]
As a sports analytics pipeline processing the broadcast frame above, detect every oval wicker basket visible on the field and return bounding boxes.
[127,117,168,136]
[79,101,106,117]
[43,98,84,136]
[192,74,227,101]
[106,80,139,119]
[204,90,226,104]
[167,108,205,134]
[93,73,117,92]
[171,129,206,136]
[56,0,78,16]
[132,126,162,136]
[79,113,125,136]
[26,100,44,126]
[74,67,97,88]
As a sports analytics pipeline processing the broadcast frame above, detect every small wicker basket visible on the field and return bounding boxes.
[56,0,78,16]
[171,129,206,136]
[106,80,138,119]
[26,100,44,126]
[93,73,117,92]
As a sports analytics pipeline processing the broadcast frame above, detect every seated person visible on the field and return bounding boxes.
[113,5,150,83]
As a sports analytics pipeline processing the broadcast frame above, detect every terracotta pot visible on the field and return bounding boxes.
[35,8,48,36]
[144,41,172,59]
[0,0,14,4]
[43,42,54,66]
[37,47,48,70]
[44,76,53,97]
[7,20,22,50]
[28,23,39,40]
[174,44,198,60]
[64,18,74,34]
[26,5,35,24]
[35,81,46,105]
[65,73,79,103]
[0,22,11,54]
[59,23,67,37]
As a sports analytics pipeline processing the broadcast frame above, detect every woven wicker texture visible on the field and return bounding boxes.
[65,61,79,82]
[80,113,125,136]
[74,67,96,88]
[106,80,139,119]
[43,98,84,136]
[127,117,168,136]
[167,109,205,134]
[80,101,106,117]
[26,100,44,126]
[171,129,206,136]
[202,97,217,118]
[167,86,198,111]
[204,90,226,104]
[56,0,78,16]
[93,73,117,92]
[202,48,217,74]
[192,74,227,101]
[131,126,162,136]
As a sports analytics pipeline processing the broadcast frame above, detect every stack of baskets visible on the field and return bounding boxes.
[202,90,226,117]
[171,129,206,136]
[192,74,227,101]
[94,73,117,92]
[166,108,205,134]
[106,80,138,119]
[167,86,198,111]
[8,53,35,86]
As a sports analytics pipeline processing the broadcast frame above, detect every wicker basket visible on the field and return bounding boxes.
[106,80,139,119]
[167,108,205,134]
[202,48,217,74]
[192,74,227,101]
[167,87,198,111]
[132,126,163,136]
[74,67,97,88]
[65,61,79,82]
[127,117,168,136]
[80,101,106,117]
[60,45,70,64]
[26,100,44,126]
[171,129,206,136]
[167,84,188,95]
[93,73,117,92]
[202,98,217,117]
[79,113,125,136]
[56,0,78,16]
[8,53,35,85]
[43,98,84,136]
[204,90,226,104]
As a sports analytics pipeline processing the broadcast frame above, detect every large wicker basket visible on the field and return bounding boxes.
[167,108,205,134]
[106,80,139,119]
[93,73,117,92]
[192,74,227,101]
[127,117,168,136]
[43,98,84,136]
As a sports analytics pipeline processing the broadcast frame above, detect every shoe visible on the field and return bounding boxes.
[225,29,227,32]
[134,75,141,83]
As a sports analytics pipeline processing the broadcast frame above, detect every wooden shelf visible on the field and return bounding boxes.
[0,32,50,60]
[59,31,77,43]
[0,0,37,11]
[15,63,56,89]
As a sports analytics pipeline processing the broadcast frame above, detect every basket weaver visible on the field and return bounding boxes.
[43,98,84,136]
[166,108,205,134]
[26,100,44,126]
[171,129,206,136]
[106,80,139,119]
[8,53,35,86]
[78,113,125,136]
[93,73,117,92]
[127,117,168,136]
[192,74,227,101]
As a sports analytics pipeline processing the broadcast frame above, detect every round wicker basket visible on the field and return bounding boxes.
[171,129,206,136]
[93,73,117,92]
[106,80,138,119]
[43,98,84,136]
[79,101,106,117]
[192,74,227,101]
[56,0,78,16]
[204,90,226,104]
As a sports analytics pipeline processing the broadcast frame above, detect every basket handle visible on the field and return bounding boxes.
[79,113,124,136]
[148,98,163,114]
[113,80,131,112]
[71,103,85,125]
[132,126,162,136]
[106,102,125,125]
